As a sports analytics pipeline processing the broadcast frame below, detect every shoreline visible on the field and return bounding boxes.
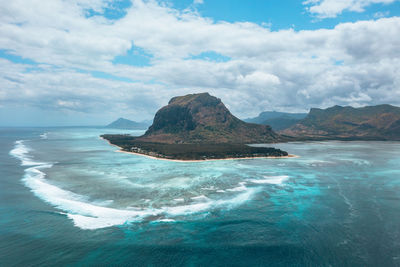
[100,136,298,162]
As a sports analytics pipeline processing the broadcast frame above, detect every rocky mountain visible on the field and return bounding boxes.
[281,104,400,140]
[136,93,282,144]
[245,111,307,131]
[106,118,150,130]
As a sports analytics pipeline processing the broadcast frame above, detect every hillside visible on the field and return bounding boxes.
[106,118,150,130]
[135,93,282,144]
[281,104,400,140]
[245,111,307,131]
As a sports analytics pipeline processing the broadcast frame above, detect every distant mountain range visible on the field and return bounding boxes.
[102,95,400,161]
[281,104,400,141]
[245,111,307,131]
[106,118,150,130]
[136,93,282,144]
[106,98,400,142]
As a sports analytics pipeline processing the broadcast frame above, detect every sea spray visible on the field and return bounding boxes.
[9,140,263,230]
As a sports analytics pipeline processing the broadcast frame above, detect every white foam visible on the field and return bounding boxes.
[10,140,261,230]
[66,187,257,229]
[201,186,215,191]
[9,140,46,166]
[92,199,114,206]
[173,198,184,202]
[191,195,210,202]
[27,173,160,229]
[305,160,332,167]
[163,188,258,217]
[40,132,48,139]
[156,219,176,223]
[226,182,247,192]
[25,166,162,229]
[248,175,289,185]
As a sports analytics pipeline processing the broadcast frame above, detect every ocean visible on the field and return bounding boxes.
[1,127,400,266]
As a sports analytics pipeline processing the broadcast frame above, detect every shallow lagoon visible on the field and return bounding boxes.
[1,127,400,266]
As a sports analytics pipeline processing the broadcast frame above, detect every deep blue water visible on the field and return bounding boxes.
[1,127,400,266]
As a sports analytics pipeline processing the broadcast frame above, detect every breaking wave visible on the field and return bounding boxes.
[40,132,48,139]
[9,140,260,230]
[248,175,289,185]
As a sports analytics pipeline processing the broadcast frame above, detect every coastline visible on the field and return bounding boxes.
[100,136,298,162]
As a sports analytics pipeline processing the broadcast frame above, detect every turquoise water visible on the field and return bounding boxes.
[1,127,400,266]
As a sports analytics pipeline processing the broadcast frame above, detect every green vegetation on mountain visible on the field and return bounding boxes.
[101,93,288,160]
[137,93,282,144]
[245,111,307,131]
[101,134,288,160]
[281,104,400,140]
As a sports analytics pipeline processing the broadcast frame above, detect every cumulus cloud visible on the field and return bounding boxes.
[303,0,398,18]
[0,0,400,123]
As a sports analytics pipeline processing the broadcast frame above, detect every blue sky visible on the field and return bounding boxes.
[1,0,400,126]
[174,0,400,29]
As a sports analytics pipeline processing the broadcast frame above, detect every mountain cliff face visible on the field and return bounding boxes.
[136,93,281,144]
[281,104,400,140]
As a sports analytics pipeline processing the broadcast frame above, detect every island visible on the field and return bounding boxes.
[101,93,290,161]
[105,117,150,130]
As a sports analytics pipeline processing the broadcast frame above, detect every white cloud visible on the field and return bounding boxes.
[303,0,398,18]
[374,11,390,18]
[0,0,400,124]
[237,71,280,88]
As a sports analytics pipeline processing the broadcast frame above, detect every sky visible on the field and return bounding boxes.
[1,0,400,126]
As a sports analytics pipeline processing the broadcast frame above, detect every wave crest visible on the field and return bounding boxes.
[9,140,260,230]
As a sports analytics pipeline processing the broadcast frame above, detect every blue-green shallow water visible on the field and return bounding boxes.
[1,127,400,266]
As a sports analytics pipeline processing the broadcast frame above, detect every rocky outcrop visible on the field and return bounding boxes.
[136,93,282,144]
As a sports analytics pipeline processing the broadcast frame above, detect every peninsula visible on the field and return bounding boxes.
[101,93,289,161]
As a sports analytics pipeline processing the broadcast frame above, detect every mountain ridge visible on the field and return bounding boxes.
[281,104,400,140]
[106,118,150,130]
[245,111,307,131]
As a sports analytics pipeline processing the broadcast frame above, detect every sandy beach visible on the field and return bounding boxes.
[100,136,298,162]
